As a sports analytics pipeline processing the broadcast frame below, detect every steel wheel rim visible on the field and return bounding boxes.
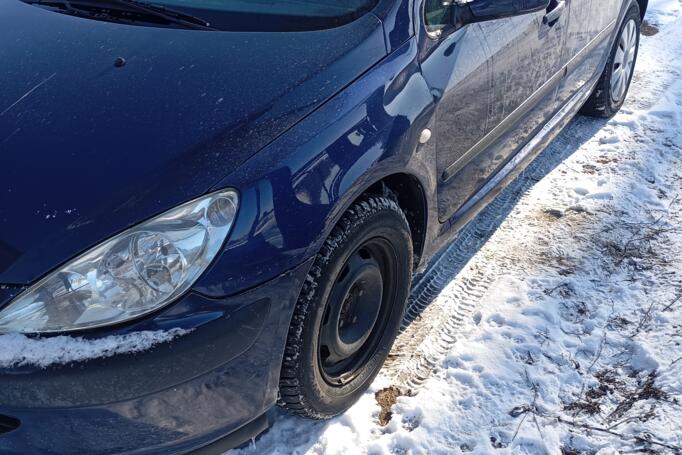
[611,19,638,104]
[318,237,397,386]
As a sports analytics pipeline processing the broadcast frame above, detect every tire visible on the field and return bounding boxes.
[278,194,413,419]
[581,3,641,118]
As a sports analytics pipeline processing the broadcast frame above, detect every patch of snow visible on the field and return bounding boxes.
[646,0,682,27]
[0,328,189,369]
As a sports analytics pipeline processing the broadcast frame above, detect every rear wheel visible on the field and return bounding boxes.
[581,4,641,118]
[279,195,413,418]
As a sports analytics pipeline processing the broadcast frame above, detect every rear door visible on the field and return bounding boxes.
[556,0,621,107]
[421,1,569,222]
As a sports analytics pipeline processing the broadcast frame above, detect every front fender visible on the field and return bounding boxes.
[193,37,436,298]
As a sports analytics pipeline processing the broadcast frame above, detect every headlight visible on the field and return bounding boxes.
[0,189,239,334]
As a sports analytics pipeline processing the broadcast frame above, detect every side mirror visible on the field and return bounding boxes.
[453,0,551,25]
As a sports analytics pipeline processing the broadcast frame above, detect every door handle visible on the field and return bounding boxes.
[543,0,566,25]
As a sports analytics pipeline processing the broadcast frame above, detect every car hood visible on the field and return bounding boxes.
[0,0,386,285]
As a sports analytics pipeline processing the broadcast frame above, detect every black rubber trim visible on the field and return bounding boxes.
[189,411,271,455]
[0,414,20,435]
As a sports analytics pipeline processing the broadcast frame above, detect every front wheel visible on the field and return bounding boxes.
[581,3,641,118]
[278,195,413,419]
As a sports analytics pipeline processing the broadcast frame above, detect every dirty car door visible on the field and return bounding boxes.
[555,0,620,107]
[421,0,568,222]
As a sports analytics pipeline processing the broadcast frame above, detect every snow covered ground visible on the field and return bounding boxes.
[236,2,682,454]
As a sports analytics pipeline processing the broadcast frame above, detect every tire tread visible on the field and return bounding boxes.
[581,3,641,118]
[277,194,408,419]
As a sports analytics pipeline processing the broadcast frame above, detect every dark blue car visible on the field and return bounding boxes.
[0,0,644,452]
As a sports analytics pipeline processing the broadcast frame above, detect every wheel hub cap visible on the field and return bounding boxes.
[319,245,386,381]
[610,19,638,103]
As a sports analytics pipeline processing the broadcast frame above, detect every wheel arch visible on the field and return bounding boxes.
[364,173,428,267]
[198,37,437,297]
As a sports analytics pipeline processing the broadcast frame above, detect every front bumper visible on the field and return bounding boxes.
[0,259,312,455]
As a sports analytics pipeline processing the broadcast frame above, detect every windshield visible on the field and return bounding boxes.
[150,0,380,31]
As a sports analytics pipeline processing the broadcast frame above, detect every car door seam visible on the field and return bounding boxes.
[441,66,564,182]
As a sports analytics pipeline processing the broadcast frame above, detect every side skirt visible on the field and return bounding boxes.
[189,411,272,455]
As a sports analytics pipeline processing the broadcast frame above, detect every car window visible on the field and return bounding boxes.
[424,0,451,35]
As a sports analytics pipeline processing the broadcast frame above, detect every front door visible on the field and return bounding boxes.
[421,0,568,222]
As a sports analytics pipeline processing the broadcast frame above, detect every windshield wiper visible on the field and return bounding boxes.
[110,0,213,30]
[22,0,214,30]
